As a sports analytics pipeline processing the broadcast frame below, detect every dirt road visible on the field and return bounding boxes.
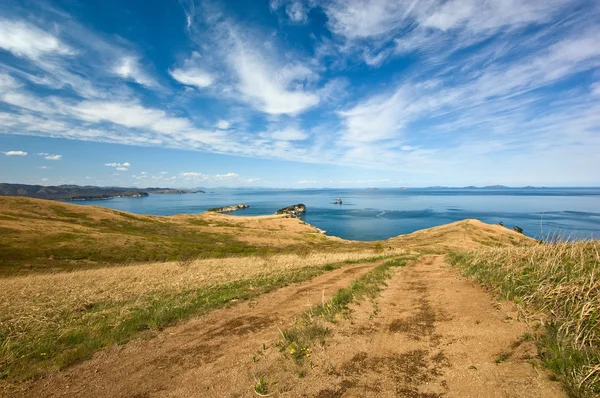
[4,256,565,397]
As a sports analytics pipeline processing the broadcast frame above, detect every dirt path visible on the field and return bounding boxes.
[4,256,566,397]
[3,260,384,398]
[254,255,565,397]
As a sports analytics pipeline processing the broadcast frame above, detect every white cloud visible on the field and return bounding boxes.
[338,88,408,144]
[169,52,213,89]
[72,101,206,137]
[41,178,49,181]
[401,145,415,151]
[591,82,600,96]
[38,153,62,160]
[270,0,309,23]
[215,120,230,129]
[180,171,244,183]
[269,127,308,141]
[170,66,213,89]
[285,1,308,23]
[112,56,156,87]
[324,0,416,40]
[216,172,238,179]
[421,0,566,32]
[318,0,575,67]
[0,73,21,91]
[3,150,27,156]
[0,19,75,59]
[105,162,130,171]
[230,47,320,115]
[297,180,317,184]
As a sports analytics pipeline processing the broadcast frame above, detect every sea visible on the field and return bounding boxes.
[71,188,600,241]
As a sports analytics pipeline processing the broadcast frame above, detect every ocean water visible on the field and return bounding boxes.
[71,188,600,241]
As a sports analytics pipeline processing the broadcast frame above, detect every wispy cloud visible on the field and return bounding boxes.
[112,56,157,87]
[3,150,27,156]
[37,153,62,160]
[0,18,75,59]
[169,52,214,89]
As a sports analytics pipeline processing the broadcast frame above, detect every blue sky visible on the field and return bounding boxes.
[0,0,599,188]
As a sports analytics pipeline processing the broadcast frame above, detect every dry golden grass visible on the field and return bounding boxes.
[449,241,600,397]
[0,248,404,381]
[1,249,405,330]
[388,219,532,252]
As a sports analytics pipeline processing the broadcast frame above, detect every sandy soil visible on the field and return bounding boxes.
[257,256,564,397]
[2,256,564,397]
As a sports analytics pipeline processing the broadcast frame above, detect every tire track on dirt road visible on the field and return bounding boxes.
[256,255,566,397]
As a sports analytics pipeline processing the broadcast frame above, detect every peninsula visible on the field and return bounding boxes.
[207,203,250,213]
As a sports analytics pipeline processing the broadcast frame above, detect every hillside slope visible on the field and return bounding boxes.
[0,196,353,274]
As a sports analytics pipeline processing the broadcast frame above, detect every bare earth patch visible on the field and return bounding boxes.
[254,255,564,397]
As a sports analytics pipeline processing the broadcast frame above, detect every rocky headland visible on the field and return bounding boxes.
[275,204,306,218]
[207,204,250,213]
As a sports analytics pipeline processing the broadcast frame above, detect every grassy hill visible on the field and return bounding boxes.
[0,196,366,274]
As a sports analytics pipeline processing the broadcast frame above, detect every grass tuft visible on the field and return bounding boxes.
[278,257,413,364]
[448,241,600,397]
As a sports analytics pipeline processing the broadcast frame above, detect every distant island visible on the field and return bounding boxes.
[0,183,202,201]
[423,185,546,189]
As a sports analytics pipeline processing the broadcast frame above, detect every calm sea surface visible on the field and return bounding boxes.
[71,188,600,241]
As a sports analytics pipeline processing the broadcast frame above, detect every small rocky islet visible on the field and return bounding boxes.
[275,204,306,218]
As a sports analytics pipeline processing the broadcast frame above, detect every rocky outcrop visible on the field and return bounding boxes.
[207,204,250,213]
[275,204,306,218]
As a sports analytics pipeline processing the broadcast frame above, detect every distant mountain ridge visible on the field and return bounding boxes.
[0,183,199,201]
